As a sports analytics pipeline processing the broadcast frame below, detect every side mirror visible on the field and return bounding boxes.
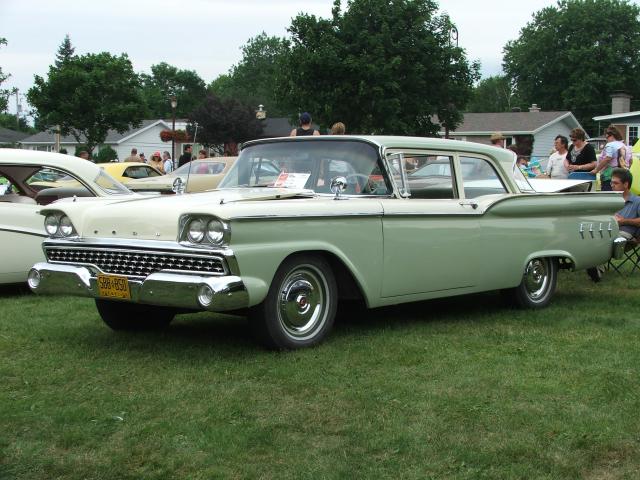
[172,177,185,195]
[330,176,347,199]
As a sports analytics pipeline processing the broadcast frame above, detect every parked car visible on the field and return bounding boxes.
[0,149,134,284]
[124,157,237,194]
[98,163,163,184]
[28,136,626,348]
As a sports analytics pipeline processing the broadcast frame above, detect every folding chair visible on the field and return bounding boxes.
[608,237,640,275]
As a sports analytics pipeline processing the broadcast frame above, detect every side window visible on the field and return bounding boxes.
[124,166,160,179]
[406,154,456,199]
[460,156,508,198]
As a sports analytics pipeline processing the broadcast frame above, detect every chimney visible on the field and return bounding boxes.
[611,92,632,114]
[511,107,521,112]
[528,104,540,113]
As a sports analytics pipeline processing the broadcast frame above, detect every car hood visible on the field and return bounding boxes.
[41,188,382,241]
[528,178,593,193]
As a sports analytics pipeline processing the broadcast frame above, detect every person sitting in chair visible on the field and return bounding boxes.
[612,168,640,240]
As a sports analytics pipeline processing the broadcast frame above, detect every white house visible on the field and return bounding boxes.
[19,119,190,160]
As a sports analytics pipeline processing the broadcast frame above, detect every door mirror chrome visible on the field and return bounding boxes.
[172,177,185,195]
[330,176,347,199]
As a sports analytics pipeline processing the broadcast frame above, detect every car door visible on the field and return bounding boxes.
[0,171,46,283]
[380,152,483,297]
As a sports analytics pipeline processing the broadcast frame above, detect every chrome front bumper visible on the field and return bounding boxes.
[28,262,249,312]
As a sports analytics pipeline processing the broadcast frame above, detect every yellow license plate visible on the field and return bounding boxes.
[97,274,131,300]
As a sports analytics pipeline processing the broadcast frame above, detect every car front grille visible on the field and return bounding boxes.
[45,246,226,277]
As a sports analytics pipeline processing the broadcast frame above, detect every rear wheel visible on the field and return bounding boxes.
[250,254,337,349]
[95,299,175,331]
[503,257,557,308]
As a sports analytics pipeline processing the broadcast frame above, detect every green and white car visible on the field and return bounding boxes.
[29,136,626,348]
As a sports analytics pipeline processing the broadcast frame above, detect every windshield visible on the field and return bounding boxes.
[172,160,228,176]
[218,140,389,195]
[510,152,535,192]
[94,170,132,195]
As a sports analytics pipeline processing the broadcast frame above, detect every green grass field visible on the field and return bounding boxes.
[2,269,640,479]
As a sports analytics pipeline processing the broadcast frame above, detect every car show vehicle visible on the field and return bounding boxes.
[98,162,163,184]
[29,136,627,348]
[0,149,134,284]
[124,157,237,194]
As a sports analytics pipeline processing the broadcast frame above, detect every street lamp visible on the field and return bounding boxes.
[170,95,177,169]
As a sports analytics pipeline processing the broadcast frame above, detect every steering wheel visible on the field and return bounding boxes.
[345,173,376,194]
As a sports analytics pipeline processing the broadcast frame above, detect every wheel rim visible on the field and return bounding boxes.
[277,264,330,340]
[523,258,551,301]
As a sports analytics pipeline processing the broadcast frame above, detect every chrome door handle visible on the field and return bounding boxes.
[459,200,478,209]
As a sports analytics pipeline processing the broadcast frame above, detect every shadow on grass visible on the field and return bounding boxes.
[0,283,31,297]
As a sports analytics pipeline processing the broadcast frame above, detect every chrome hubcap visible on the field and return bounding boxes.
[278,265,328,340]
[524,259,549,300]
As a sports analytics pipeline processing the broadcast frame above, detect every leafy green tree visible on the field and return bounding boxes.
[0,113,35,133]
[55,35,76,68]
[188,94,263,155]
[210,33,290,117]
[0,37,11,112]
[28,52,145,154]
[140,63,207,118]
[93,145,118,163]
[466,75,521,112]
[277,0,478,135]
[503,0,640,131]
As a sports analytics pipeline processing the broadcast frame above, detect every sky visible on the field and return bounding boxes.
[0,0,565,117]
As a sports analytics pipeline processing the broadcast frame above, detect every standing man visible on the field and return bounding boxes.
[77,150,91,161]
[178,145,193,168]
[290,112,320,136]
[490,132,506,148]
[124,148,142,162]
[543,135,569,178]
[612,168,640,240]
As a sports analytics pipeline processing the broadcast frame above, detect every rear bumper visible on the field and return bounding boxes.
[28,262,249,312]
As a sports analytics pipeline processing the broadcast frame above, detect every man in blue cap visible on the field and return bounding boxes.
[290,112,320,136]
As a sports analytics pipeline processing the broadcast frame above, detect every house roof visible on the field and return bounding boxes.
[19,119,178,145]
[592,111,640,122]
[442,111,579,135]
[0,127,30,143]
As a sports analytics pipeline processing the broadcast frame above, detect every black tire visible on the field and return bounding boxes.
[95,299,175,331]
[503,257,557,309]
[249,254,337,349]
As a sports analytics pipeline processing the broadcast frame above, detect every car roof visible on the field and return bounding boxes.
[0,148,104,180]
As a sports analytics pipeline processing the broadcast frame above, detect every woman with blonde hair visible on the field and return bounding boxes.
[149,151,165,174]
[330,122,346,135]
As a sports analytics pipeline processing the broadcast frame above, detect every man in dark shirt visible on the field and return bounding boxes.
[178,145,193,168]
[612,168,640,239]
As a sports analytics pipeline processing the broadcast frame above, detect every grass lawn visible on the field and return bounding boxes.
[2,268,640,479]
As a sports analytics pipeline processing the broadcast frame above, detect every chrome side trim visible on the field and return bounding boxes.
[0,226,47,238]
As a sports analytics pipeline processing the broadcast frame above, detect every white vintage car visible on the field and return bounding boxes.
[28,136,626,348]
[0,149,134,284]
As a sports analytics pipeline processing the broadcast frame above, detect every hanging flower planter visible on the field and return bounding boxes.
[160,129,191,143]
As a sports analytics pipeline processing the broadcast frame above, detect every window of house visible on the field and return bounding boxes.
[628,126,638,147]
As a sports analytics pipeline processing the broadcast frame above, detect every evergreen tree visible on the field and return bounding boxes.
[55,35,76,68]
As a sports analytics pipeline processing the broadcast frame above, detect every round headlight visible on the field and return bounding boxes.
[44,214,60,236]
[59,215,74,237]
[206,219,225,244]
[187,218,205,243]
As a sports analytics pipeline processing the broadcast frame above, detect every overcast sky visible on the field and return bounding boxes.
[0,0,588,116]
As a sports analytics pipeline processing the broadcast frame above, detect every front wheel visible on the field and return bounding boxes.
[95,299,175,331]
[250,254,337,349]
[503,257,557,308]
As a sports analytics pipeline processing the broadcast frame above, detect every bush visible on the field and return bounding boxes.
[93,146,118,163]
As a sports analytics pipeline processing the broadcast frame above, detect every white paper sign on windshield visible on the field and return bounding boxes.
[273,172,310,189]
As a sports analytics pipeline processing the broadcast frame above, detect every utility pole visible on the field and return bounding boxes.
[14,88,20,130]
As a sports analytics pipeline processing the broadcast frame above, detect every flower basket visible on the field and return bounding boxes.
[160,129,191,142]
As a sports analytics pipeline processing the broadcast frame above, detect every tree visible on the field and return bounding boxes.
[188,94,263,155]
[0,113,34,133]
[0,37,11,112]
[55,35,76,68]
[210,33,290,117]
[503,0,640,132]
[140,63,207,118]
[28,52,145,154]
[466,75,521,112]
[277,0,478,135]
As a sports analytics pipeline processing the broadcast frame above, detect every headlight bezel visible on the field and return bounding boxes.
[179,214,230,247]
[43,212,77,238]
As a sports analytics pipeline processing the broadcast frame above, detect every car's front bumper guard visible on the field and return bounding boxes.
[28,262,249,312]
